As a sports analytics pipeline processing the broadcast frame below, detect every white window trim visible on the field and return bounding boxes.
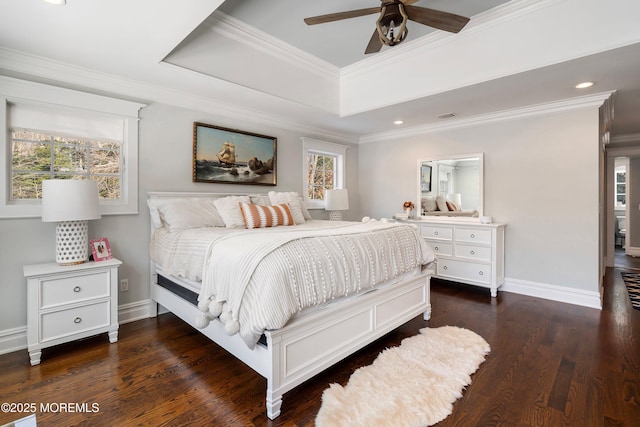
[301,137,348,210]
[0,76,145,218]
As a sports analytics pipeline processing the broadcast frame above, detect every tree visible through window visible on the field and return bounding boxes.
[11,129,121,200]
[306,152,335,201]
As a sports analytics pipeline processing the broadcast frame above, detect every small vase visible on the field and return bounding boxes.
[406,208,411,218]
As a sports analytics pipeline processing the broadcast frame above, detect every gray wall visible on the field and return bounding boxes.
[0,102,359,335]
[358,108,601,293]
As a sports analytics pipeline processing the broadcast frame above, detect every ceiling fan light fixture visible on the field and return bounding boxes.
[376,2,409,47]
[393,120,404,125]
[42,0,66,5]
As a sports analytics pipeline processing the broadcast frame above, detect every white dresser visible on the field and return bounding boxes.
[23,258,121,365]
[419,221,505,297]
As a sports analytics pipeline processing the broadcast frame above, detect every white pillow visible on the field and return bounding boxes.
[435,195,449,211]
[158,199,224,231]
[422,197,437,212]
[268,191,308,223]
[214,196,251,228]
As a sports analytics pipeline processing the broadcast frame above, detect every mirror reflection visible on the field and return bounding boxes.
[417,153,483,218]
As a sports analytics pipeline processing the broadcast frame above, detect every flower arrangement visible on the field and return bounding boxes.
[403,201,415,211]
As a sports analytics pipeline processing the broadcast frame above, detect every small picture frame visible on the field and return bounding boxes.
[90,238,112,261]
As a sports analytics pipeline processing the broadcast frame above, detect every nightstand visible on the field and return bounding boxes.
[23,258,122,366]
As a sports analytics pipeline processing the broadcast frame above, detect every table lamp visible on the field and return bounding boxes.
[325,188,349,221]
[42,179,101,265]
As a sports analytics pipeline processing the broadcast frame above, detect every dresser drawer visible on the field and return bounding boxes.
[454,227,492,244]
[40,301,110,342]
[425,241,453,257]
[438,259,491,284]
[421,225,453,241]
[40,271,110,309]
[455,243,491,262]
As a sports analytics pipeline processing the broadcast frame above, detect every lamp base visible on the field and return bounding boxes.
[329,211,343,221]
[55,220,89,265]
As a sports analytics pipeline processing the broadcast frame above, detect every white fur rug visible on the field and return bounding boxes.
[315,326,490,427]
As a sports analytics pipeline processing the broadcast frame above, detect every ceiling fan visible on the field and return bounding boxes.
[304,0,470,54]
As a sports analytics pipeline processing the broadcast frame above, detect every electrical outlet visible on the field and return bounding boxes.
[120,279,129,292]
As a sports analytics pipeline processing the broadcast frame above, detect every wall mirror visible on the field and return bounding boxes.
[417,153,484,219]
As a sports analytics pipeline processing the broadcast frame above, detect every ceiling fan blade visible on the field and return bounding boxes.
[304,7,380,25]
[365,29,383,54]
[404,5,470,33]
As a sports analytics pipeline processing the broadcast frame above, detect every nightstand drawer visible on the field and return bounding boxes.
[426,241,453,256]
[421,225,453,241]
[40,301,110,342]
[40,271,110,309]
[455,243,491,261]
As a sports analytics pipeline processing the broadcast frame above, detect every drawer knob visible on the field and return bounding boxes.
[434,246,439,251]
[74,317,82,324]
[443,266,448,270]
[470,233,475,238]
[479,271,484,276]
[470,250,475,255]
[434,231,439,236]
[73,286,81,293]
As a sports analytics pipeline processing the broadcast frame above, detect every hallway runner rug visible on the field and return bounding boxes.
[621,272,640,310]
[315,326,490,427]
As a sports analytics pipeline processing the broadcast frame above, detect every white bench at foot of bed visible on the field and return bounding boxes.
[150,269,431,419]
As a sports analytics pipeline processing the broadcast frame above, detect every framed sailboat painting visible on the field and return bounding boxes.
[192,122,277,185]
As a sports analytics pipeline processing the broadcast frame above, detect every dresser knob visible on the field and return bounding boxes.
[470,233,475,238]
[434,246,439,251]
[74,317,82,324]
[479,271,484,276]
[73,286,81,292]
[470,250,475,255]
[443,266,448,270]
[434,231,439,236]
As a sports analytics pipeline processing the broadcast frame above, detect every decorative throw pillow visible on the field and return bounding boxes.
[239,202,295,229]
[435,195,449,211]
[213,196,251,228]
[268,191,308,223]
[422,197,437,212]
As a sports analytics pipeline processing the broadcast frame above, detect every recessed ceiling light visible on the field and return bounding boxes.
[42,0,66,5]
[393,120,404,125]
[575,82,594,89]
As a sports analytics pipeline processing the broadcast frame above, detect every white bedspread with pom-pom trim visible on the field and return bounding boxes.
[196,220,434,348]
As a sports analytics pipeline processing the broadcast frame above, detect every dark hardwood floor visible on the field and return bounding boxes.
[1,268,639,426]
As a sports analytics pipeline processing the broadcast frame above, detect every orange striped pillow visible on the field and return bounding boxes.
[239,202,295,229]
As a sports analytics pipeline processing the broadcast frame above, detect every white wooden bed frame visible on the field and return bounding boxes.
[147,192,433,419]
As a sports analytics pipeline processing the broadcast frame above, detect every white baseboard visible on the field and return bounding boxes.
[501,277,602,309]
[118,299,153,324]
[0,326,27,356]
[0,300,154,356]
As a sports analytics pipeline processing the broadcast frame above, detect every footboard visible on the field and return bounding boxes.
[263,272,431,419]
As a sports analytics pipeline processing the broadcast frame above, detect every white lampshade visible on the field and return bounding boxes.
[325,188,349,211]
[42,179,101,222]
[325,188,349,221]
[42,179,101,265]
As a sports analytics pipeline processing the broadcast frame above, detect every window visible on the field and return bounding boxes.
[1,76,144,218]
[615,166,626,207]
[302,137,348,209]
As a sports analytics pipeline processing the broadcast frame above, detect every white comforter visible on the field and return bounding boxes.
[194,220,435,348]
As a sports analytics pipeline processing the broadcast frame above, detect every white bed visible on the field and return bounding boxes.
[147,191,435,419]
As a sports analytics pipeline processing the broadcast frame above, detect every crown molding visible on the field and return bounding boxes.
[359,91,614,144]
[204,11,339,81]
[0,47,357,144]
